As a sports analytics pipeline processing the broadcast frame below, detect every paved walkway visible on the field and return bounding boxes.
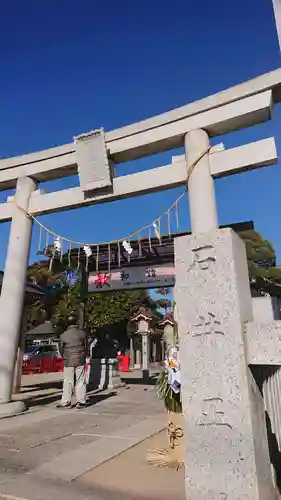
[78,430,185,500]
[0,372,183,500]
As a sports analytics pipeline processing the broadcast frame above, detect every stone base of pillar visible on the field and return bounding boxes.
[88,358,124,391]
[142,369,149,381]
[0,400,26,418]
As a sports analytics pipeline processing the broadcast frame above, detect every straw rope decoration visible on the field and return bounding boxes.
[16,147,211,271]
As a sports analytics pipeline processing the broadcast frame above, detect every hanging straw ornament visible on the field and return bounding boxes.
[175,200,179,229]
[60,239,64,263]
[158,218,162,244]
[117,240,121,267]
[44,232,49,256]
[49,236,56,271]
[68,243,72,268]
[96,245,100,273]
[76,246,81,269]
[108,243,111,272]
[37,226,43,254]
[148,226,152,252]
[138,234,142,257]
[49,253,54,272]
[167,209,171,238]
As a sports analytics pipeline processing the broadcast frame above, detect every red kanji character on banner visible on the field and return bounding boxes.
[94,272,111,288]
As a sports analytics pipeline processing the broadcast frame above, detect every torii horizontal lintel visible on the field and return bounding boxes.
[0,74,276,171]
[0,137,276,222]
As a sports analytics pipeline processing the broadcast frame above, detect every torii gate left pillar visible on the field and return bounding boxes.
[0,176,36,416]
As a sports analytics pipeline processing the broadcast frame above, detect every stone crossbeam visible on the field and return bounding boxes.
[108,91,272,160]
[0,68,278,170]
[0,135,275,193]
[108,68,281,142]
[0,137,277,221]
[0,84,274,173]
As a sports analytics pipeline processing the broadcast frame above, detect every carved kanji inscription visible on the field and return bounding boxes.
[191,312,224,339]
[191,244,216,270]
[197,397,232,429]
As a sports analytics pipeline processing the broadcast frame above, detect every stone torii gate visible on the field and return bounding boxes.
[1,69,281,498]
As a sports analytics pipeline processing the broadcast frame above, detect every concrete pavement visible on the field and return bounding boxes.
[0,372,171,500]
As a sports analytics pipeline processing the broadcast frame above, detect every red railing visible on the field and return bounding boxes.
[22,358,64,374]
[23,356,127,374]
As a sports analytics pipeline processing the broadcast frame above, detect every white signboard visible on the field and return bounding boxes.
[88,264,175,292]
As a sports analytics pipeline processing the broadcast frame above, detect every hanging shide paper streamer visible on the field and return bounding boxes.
[83,245,92,272]
[152,221,161,241]
[54,237,61,253]
[83,245,92,257]
[122,240,133,255]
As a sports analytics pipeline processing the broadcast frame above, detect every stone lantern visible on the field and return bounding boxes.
[130,306,153,379]
[157,312,176,354]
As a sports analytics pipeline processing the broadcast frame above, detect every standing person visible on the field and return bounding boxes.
[58,314,87,409]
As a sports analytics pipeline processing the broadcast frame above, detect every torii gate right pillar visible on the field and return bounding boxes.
[175,130,275,499]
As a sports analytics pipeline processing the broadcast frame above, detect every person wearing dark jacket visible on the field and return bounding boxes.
[59,314,87,409]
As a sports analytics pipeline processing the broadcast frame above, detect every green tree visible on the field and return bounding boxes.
[85,289,160,334]
[238,230,281,295]
[50,282,161,335]
[155,288,172,313]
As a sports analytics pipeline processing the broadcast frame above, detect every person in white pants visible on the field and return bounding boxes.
[58,314,87,409]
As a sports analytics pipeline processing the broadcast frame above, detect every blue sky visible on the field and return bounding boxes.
[0,0,281,272]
